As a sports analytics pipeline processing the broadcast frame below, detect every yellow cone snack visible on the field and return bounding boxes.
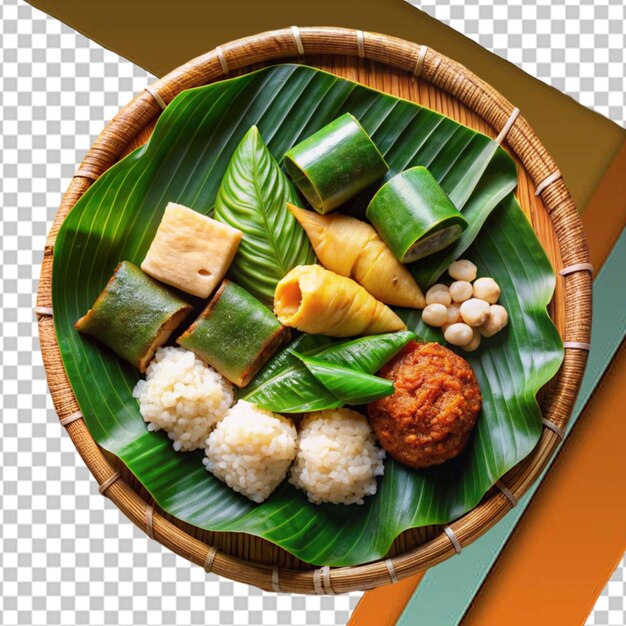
[274,265,406,337]
[288,204,425,309]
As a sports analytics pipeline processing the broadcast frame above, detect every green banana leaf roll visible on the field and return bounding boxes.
[366,166,468,263]
[290,351,395,406]
[284,113,389,214]
[178,280,290,387]
[75,260,193,372]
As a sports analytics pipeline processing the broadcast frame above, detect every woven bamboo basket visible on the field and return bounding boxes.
[36,27,592,594]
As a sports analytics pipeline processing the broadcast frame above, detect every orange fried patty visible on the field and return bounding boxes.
[368,341,481,468]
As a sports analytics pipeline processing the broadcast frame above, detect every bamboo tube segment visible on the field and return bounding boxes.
[284,113,389,213]
[366,166,468,262]
[274,264,406,336]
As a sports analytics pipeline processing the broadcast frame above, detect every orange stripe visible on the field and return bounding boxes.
[349,140,625,626]
[349,574,424,626]
[462,341,626,626]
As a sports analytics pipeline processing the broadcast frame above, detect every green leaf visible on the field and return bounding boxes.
[52,65,562,566]
[242,331,414,413]
[213,125,315,303]
[291,351,395,405]
[244,332,333,392]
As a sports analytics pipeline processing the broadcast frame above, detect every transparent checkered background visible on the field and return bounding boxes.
[0,0,623,625]
[408,0,626,128]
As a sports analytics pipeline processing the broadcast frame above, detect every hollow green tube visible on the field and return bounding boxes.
[178,280,290,387]
[284,113,389,214]
[366,166,468,263]
[75,261,193,372]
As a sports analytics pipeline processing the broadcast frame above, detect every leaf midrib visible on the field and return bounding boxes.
[251,139,292,277]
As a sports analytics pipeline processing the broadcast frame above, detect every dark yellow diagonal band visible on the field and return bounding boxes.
[26,0,625,211]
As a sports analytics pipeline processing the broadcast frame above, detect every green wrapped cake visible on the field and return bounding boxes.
[75,261,193,372]
[178,280,290,387]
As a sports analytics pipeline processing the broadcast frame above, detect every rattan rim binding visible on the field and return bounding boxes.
[495,107,520,145]
[413,45,428,78]
[73,168,99,182]
[204,546,218,573]
[272,566,281,592]
[535,169,562,196]
[145,85,167,111]
[291,26,305,56]
[560,262,593,277]
[322,566,335,595]
[542,419,565,440]
[145,504,155,539]
[495,479,518,507]
[98,471,121,496]
[443,527,462,555]
[563,341,591,351]
[313,568,324,594]
[313,567,336,594]
[216,46,230,75]
[60,411,83,427]
[429,56,443,82]
[385,559,399,584]
[356,30,365,58]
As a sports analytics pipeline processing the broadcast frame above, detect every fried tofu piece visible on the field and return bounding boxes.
[141,202,242,298]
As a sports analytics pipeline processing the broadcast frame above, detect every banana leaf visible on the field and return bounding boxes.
[52,64,563,566]
[291,351,395,405]
[213,125,315,304]
[243,332,411,412]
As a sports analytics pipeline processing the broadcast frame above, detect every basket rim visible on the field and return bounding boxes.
[36,26,592,595]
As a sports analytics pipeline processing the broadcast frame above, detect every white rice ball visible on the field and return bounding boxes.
[204,400,297,503]
[132,346,234,452]
[289,408,385,505]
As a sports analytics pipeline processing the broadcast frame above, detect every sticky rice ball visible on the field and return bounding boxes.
[204,401,297,503]
[289,408,385,505]
[133,346,234,452]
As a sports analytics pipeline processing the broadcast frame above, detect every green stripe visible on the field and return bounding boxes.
[397,225,626,626]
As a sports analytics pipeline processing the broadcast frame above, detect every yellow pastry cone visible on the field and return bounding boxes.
[287,204,425,308]
[274,265,406,337]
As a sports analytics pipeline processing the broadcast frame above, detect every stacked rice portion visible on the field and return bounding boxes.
[132,347,234,452]
[133,347,385,504]
[290,409,385,505]
[204,401,298,503]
